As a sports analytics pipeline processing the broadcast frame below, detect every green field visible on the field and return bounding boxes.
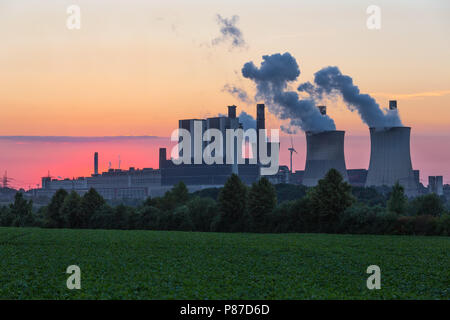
[0,227,448,299]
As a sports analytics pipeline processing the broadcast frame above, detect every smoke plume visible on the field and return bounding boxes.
[222,84,252,105]
[238,111,257,130]
[218,111,256,130]
[298,66,402,127]
[212,14,247,49]
[242,52,336,133]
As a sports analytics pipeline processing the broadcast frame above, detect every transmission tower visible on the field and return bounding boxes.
[2,171,14,189]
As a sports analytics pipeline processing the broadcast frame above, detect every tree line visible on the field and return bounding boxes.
[1,169,449,235]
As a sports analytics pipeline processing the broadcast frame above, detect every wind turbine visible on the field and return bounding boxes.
[288,136,297,173]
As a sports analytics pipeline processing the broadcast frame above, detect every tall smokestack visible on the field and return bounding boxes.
[228,105,237,119]
[257,103,265,129]
[94,152,98,175]
[256,104,265,164]
[318,105,327,115]
[159,148,167,169]
[389,100,397,110]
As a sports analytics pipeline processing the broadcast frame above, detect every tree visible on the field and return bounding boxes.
[267,200,295,233]
[387,182,408,215]
[138,205,162,230]
[307,169,355,233]
[410,193,444,217]
[113,204,131,229]
[290,197,316,233]
[0,206,14,227]
[45,189,68,228]
[352,186,387,207]
[60,191,83,228]
[155,182,190,212]
[127,207,140,230]
[187,197,218,231]
[10,192,34,227]
[142,196,156,207]
[170,181,189,205]
[81,188,105,227]
[191,187,221,201]
[217,174,248,232]
[274,184,308,204]
[248,177,277,232]
[89,204,114,229]
[168,205,194,231]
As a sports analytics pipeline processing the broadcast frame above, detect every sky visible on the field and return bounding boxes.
[0,0,449,188]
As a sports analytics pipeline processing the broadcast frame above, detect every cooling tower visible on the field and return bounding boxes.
[365,127,418,197]
[302,130,349,186]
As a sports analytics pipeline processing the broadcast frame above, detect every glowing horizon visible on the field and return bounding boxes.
[0,0,449,188]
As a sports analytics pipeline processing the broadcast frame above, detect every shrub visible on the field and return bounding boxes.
[113,204,132,229]
[186,197,218,232]
[370,211,397,235]
[409,193,444,217]
[339,204,372,234]
[436,214,450,236]
[352,186,387,207]
[413,215,437,235]
[138,205,163,230]
[127,208,140,230]
[290,197,315,233]
[167,205,194,231]
[274,184,307,204]
[394,216,415,235]
[339,204,392,235]
[89,204,114,229]
[0,206,14,227]
[267,201,295,233]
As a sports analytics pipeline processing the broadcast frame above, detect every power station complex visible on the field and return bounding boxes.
[34,101,434,199]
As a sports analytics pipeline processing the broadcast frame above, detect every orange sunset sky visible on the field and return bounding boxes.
[0,0,449,188]
[1,0,449,136]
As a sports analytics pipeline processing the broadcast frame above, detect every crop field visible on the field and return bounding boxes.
[0,227,448,299]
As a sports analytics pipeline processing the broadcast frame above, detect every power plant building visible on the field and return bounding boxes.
[33,100,430,200]
[160,105,261,186]
[428,176,443,195]
[39,167,163,200]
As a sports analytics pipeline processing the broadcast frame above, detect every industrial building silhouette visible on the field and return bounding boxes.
[35,101,425,199]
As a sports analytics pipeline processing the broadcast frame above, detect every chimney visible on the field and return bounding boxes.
[257,103,265,128]
[94,152,98,175]
[256,104,266,164]
[159,148,167,169]
[228,105,237,119]
[389,100,397,110]
[317,105,327,115]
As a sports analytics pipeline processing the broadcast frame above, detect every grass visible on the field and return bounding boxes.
[0,227,448,299]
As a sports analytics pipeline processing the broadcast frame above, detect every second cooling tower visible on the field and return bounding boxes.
[302,130,349,186]
[365,127,418,197]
